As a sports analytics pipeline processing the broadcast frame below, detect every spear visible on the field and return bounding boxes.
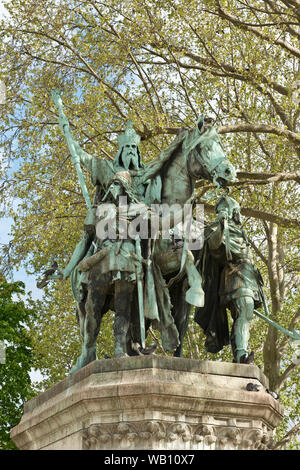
[253,309,300,342]
[254,284,300,342]
[51,89,92,212]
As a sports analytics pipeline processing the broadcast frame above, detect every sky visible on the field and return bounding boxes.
[0,215,43,300]
[0,0,7,19]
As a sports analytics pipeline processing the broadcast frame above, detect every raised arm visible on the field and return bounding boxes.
[51,89,93,173]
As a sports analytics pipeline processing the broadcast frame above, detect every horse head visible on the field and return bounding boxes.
[190,121,236,188]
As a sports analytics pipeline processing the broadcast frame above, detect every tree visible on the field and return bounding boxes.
[0,278,36,450]
[0,0,299,448]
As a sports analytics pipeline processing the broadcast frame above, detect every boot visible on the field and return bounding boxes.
[239,351,255,364]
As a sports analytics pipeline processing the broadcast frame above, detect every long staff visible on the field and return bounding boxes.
[51,89,92,212]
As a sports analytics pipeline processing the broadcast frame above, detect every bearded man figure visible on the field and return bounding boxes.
[194,195,263,364]
[80,171,143,364]
[70,170,185,371]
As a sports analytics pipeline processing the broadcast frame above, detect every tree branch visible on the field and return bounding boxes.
[214,0,300,59]
[247,237,268,265]
[229,171,300,186]
[278,0,300,20]
[143,44,289,97]
[263,0,300,38]
[218,123,300,147]
[237,171,300,181]
[278,308,300,353]
[202,202,300,229]
[272,422,300,450]
[276,362,299,391]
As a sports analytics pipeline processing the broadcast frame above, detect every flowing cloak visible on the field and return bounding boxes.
[194,225,230,354]
[194,222,262,353]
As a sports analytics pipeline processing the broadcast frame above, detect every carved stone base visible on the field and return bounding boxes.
[11,356,284,450]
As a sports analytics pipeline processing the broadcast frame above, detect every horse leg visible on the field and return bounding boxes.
[76,283,88,341]
[113,280,135,357]
[70,277,110,373]
[170,279,191,357]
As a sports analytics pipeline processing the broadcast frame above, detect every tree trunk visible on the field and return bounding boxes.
[263,223,282,392]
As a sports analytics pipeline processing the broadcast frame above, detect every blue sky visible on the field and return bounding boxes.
[0,214,43,300]
[0,1,42,300]
[0,1,7,20]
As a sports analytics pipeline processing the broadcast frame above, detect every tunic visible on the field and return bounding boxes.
[208,222,261,306]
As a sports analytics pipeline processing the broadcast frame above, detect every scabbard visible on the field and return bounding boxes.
[135,237,145,348]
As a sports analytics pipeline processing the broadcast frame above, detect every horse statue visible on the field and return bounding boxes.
[77,116,236,361]
[130,115,236,356]
[40,92,237,370]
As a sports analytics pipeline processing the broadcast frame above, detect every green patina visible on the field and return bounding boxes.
[36,90,297,372]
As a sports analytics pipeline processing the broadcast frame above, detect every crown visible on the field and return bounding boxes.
[117,121,141,149]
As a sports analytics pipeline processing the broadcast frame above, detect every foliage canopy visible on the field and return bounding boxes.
[0,0,299,449]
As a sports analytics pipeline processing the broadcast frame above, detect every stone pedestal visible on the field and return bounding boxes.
[11,356,283,450]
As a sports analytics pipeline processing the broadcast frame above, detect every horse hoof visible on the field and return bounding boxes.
[139,344,158,355]
[69,349,97,373]
[114,353,129,358]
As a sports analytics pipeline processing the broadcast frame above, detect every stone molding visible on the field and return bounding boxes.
[82,419,274,451]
